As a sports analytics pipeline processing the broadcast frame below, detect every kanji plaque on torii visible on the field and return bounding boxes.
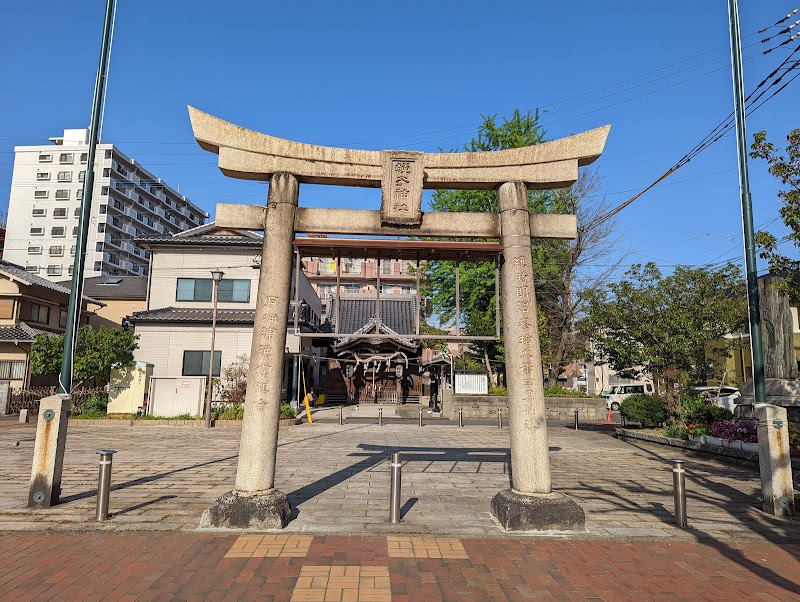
[190,106,610,532]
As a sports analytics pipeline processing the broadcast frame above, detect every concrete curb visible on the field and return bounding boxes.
[66,418,303,428]
[615,427,800,483]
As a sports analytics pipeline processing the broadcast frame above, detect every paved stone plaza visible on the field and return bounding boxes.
[1,411,797,543]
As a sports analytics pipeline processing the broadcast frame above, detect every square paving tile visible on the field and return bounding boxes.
[224,534,313,558]
[291,565,391,602]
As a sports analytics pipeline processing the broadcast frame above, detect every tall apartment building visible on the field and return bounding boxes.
[4,129,208,281]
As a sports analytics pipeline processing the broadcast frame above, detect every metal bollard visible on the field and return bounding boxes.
[458,408,464,428]
[378,407,383,427]
[574,409,579,431]
[497,409,503,429]
[418,407,423,427]
[339,406,343,426]
[671,459,687,528]
[95,449,117,521]
[389,452,402,523]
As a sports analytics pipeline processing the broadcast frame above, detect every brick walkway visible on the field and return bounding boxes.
[0,533,797,600]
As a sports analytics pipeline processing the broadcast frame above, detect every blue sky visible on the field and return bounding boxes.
[1,1,798,277]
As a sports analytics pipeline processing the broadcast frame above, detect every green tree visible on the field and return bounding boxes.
[750,128,800,298]
[425,109,619,385]
[581,262,747,412]
[30,325,138,385]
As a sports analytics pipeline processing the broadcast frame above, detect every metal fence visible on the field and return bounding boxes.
[8,387,107,415]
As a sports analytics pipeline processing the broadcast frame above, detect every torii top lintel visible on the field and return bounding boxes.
[188,107,610,229]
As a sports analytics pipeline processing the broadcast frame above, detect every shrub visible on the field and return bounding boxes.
[543,385,594,397]
[663,422,689,440]
[280,403,297,419]
[80,393,108,418]
[687,423,708,438]
[680,393,733,424]
[620,394,666,426]
[488,386,508,396]
[217,404,244,420]
[707,420,757,443]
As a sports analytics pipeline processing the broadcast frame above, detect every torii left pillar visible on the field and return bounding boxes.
[200,173,298,529]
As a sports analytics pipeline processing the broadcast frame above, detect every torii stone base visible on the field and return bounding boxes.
[199,490,291,530]
[491,490,585,531]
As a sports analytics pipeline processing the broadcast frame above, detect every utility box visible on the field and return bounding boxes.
[107,362,153,414]
[147,377,206,417]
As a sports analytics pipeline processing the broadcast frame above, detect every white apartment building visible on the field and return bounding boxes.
[5,129,208,281]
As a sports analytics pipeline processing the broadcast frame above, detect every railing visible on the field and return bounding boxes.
[8,387,107,415]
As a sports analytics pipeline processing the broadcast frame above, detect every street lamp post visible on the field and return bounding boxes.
[205,270,224,428]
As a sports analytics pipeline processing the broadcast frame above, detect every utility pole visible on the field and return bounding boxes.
[728,0,766,403]
[59,0,116,396]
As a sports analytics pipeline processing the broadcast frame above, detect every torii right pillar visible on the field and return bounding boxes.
[491,181,585,531]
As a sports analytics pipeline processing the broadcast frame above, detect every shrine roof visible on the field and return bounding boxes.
[329,294,419,338]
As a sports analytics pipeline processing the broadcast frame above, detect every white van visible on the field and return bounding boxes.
[602,383,653,410]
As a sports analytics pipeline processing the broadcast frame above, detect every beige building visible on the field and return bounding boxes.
[5,128,208,281]
[58,275,147,329]
[0,259,101,388]
[129,224,323,404]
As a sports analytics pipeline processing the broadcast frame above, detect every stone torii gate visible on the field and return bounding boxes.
[191,107,610,531]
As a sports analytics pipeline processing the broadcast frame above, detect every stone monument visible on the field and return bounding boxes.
[740,275,800,422]
[189,107,610,531]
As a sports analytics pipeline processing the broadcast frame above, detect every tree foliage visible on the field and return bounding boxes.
[581,262,747,411]
[750,128,800,299]
[30,325,138,385]
[425,109,620,384]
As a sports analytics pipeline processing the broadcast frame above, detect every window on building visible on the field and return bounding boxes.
[57,171,72,182]
[74,207,80,217]
[344,284,360,293]
[102,168,110,177]
[380,284,395,294]
[46,265,62,276]
[78,170,85,182]
[72,226,78,236]
[28,246,42,255]
[104,149,112,159]
[399,285,417,295]
[343,258,362,274]
[381,260,394,275]
[54,189,69,199]
[0,360,26,380]
[25,266,40,273]
[30,227,44,236]
[49,246,64,257]
[59,310,68,328]
[51,226,66,237]
[182,351,222,377]
[34,190,48,199]
[30,303,50,324]
[70,246,76,256]
[53,207,67,218]
[31,208,46,217]
[59,153,73,164]
[317,257,336,274]
[38,153,52,163]
[100,186,108,195]
[176,278,251,302]
[68,266,74,275]
[79,152,88,163]
[36,172,50,181]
